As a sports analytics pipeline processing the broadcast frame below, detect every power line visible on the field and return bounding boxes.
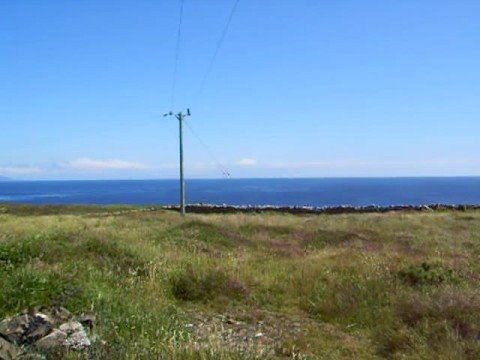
[184,119,231,178]
[170,0,185,110]
[165,0,234,210]
[194,0,240,102]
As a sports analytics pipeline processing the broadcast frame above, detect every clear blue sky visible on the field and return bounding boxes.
[1,0,479,180]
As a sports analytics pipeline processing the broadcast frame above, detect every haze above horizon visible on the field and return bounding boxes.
[1,0,479,180]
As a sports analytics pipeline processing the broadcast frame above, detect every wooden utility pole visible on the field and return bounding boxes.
[164,108,191,216]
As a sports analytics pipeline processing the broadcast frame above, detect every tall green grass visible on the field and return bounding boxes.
[1,206,480,358]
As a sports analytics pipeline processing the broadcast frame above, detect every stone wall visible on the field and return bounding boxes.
[162,203,480,215]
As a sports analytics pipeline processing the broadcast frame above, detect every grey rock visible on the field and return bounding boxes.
[58,322,82,336]
[17,354,45,360]
[0,319,9,335]
[64,328,91,351]
[44,307,71,326]
[77,314,95,329]
[58,322,91,350]
[58,321,91,351]
[31,313,50,323]
[54,307,71,321]
[34,329,67,350]
[1,308,95,357]
[24,314,53,344]
[0,337,21,360]
[0,315,31,344]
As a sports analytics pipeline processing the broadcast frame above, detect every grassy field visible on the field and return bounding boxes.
[1,205,480,359]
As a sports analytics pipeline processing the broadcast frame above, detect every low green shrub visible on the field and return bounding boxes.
[0,235,44,266]
[398,262,456,286]
[373,324,419,358]
[302,229,362,249]
[168,221,236,248]
[304,269,394,327]
[0,269,76,315]
[396,289,480,337]
[373,288,480,358]
[171,267,247,302]
[0,232,72,268]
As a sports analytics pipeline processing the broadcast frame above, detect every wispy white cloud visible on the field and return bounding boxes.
[2,157,480,179]
[263,160,368,170]
[0,165,42,175]
[263,159,480,170]
[66,158,147,171]
[238,158,257,166]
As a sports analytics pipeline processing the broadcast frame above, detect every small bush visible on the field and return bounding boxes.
[395,292,430,327]
[171,267,247,302]
[0,235,44,266]
[0,232,72,268]
[398,262,456,286]
[0,269,79,315]
[302,229,361,249]
[375,289,480,357]
[239,224,294,237]
[396,289,480,339]
[171,221,236,248]
[374,324,418,358]
[304,270,393,326]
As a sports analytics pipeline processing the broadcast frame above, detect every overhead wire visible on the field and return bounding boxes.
[167,0,239,178]
[170,0,185,110]
[194,0,240,102]
[184,119,231,178]
[180,0,241,178]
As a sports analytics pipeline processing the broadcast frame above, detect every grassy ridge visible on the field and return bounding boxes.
[1,205,480,359]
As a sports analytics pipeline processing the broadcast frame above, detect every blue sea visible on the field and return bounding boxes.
[1,178,480,207]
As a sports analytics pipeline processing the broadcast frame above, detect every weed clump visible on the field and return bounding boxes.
[398,262,456,286]
[304,269,393,326]
[302,229,361,249]
[0,269,85,316]
[172,221,236,248]
[397,289,480,338]
[171,267,247,302]
[374,324,419,358]
[373,288,480,358]
[0,235,44,266]
[0,232,73,269]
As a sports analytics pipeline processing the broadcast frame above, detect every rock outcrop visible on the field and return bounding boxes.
[0,307,95,359]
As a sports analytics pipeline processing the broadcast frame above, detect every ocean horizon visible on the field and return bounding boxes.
[1,177,480,207]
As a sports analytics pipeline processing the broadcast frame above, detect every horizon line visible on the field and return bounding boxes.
[3,175,480,182]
